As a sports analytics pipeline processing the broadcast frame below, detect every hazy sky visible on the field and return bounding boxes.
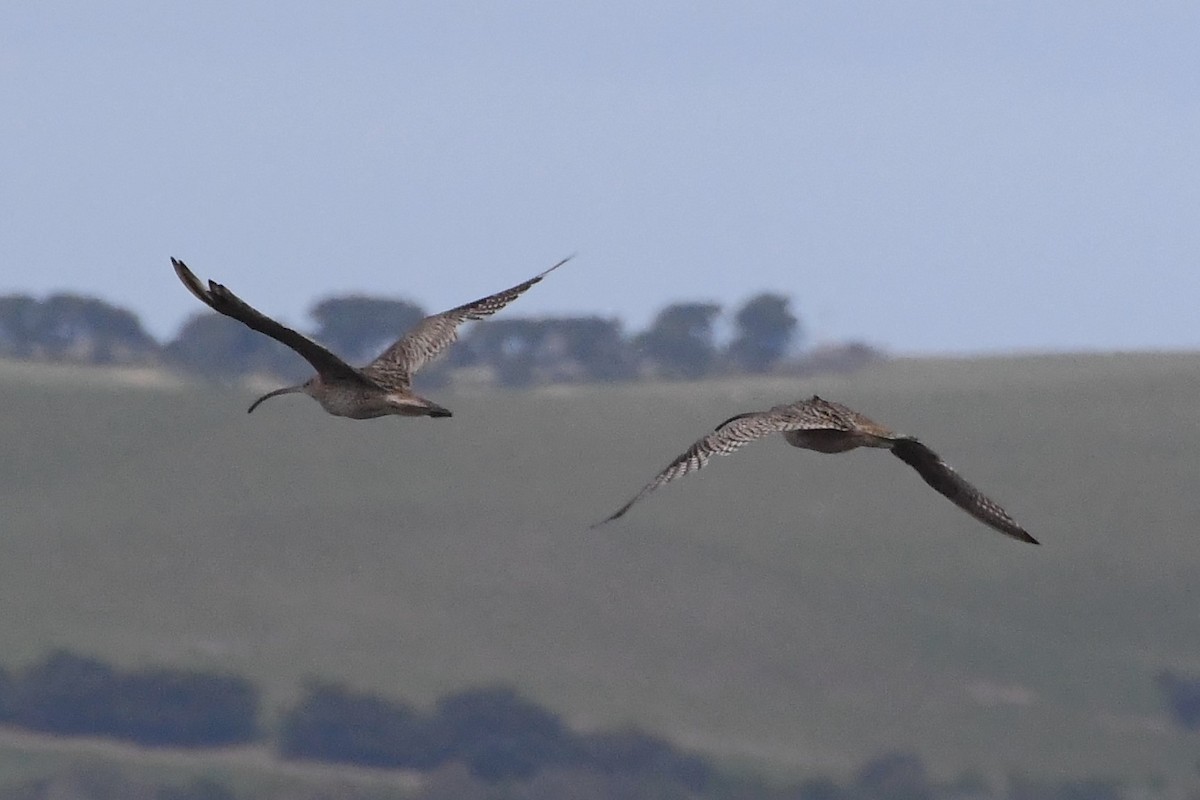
[2,2,1197,354]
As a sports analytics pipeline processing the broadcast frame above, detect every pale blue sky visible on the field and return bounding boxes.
[2,2,1197,353]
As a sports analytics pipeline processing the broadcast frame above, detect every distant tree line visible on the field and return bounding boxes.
[0,294,157,364]
[0,651,257,748]
[0,651,709,790]
[0,652,1180,800]
[278,681,711,787]
[0,287,883,385]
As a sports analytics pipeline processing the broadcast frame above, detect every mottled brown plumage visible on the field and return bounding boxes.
[594,395,1036,544]
[172,256,571,419]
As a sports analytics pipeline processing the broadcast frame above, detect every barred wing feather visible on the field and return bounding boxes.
[891,438,1038,544]
[362,257,572,387]
[593,408,845,526]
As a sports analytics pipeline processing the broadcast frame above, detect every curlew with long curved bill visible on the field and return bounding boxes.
[593,395,1037,543]
[172,256,571,419]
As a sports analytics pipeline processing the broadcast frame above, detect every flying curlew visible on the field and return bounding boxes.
[171,256,571,419]
[593,395,1037,543]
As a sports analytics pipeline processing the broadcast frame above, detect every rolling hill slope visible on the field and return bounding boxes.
[1,352,1198,783]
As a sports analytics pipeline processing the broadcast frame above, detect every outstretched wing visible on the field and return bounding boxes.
[890,438,1038,544]
[171,258,367,383]
[593,405,847,527]
[362,256,573,388]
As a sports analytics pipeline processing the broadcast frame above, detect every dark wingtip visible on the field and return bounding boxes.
[428,407,453,418]
[590,497,636,529]
[589,512,618,530]
[536,254,575,281]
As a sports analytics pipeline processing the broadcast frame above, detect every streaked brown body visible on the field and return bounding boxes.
[301,375,437,419]
[779,400,896,452]
[595,395,1037,544]
[172,256,570,420]
[783,428,889,453]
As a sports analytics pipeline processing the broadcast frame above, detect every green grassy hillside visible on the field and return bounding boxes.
[1,353,1198,784]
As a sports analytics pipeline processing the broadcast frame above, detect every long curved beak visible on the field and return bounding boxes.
[247,385,304,414]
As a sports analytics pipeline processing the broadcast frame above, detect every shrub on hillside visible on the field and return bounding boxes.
[7,650,259,747]
[434,685,584,781]
[108,666,259,746]
[279,680,446,769]
[9,651,119,736]
[277,681,723,788]
[1156,670,1200,730]
[280,682,587,782]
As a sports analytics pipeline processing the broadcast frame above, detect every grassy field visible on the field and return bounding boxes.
[1,352,1198,786]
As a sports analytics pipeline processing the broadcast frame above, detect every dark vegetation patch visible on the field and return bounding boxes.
[0,650,1171,800]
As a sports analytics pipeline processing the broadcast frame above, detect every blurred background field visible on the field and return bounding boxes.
[2,351,1197,787]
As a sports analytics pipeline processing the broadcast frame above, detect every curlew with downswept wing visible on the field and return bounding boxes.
[594,395,1036,544]
[171,255,571,419]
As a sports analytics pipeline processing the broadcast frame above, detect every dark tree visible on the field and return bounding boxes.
[461,318,544,387]
[542,317,635,383]
[460,316,635,387]
[164,313,306,381]
[38,294,158,362]
[0,295,40,358]
[0,293,157,363]
[9,651,259,747]
[279,680,446,769]
[635,302,721,380]
[727,293,799,373]
[1157,670,1200,730]
[309,295,427,365]
[109,667,259,747]
[10,650,118,736]
[434,685,582,782]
